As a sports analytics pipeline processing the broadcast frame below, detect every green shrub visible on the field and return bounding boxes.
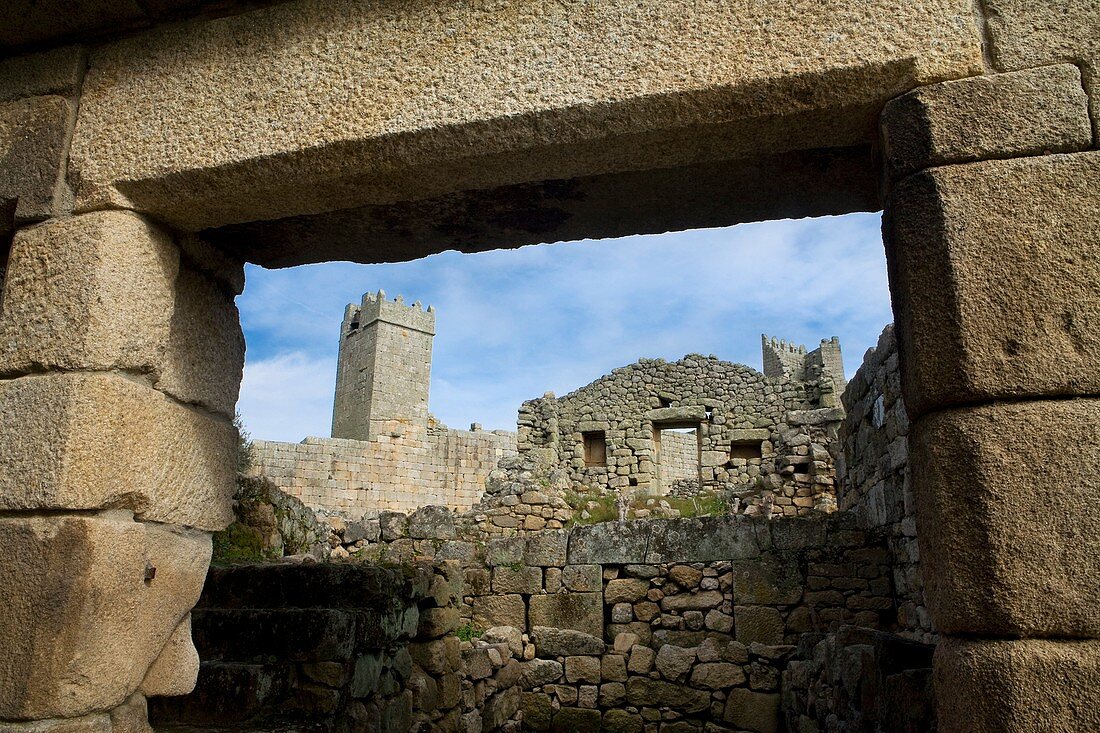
[665,493,730,518]
[455,623,483,643]
[234,412,254,475]
[212,522,265,563]
[566,492,619,526]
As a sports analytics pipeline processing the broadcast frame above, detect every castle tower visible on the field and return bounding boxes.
[761,334,846,393]
[331,291,436,441]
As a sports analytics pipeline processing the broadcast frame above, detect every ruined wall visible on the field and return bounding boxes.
[837,325,931,641]
[761,335,846,395]
[517,353,843,517]
[252,425,517,514]
[782,626,935,733]
[304,513,914,732]
[150,560,527,732]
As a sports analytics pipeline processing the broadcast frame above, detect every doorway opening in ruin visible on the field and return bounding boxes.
[652,423,702,496]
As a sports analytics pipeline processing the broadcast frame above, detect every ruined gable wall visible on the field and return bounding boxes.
[519,354,842,517]
[530,355,805,494]
[251,425,517,514]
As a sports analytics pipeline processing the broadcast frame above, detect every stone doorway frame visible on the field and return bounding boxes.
[651,421,703,496]
[0,2,1097,731]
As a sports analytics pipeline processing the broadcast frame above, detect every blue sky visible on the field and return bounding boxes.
[236,212,893,441]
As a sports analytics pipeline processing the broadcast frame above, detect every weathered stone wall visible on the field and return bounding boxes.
[781,626,935,733]
[251,425,517,514]
[315,514,911,732]
[517,352,843,517]
[0,211,244,730]
[837,325,930,641]
[767,326,937,733]
[761,335,846,394]
[149,560,527,732]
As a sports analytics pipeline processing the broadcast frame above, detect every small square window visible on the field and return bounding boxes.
[583,431,607,467]
[729,440,763,461]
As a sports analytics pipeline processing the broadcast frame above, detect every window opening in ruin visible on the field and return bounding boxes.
[658,396,673,408]
[583,431,607,467]
[729,440,764,461]
[654,423,702,495]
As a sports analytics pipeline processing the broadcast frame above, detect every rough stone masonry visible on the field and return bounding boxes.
[515,336,845,517]
[194,323,939,732]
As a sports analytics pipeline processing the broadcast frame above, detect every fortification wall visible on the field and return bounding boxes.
[761,336,810,381]
[838,325,931,641]
[251,425,517,514]
[761,335,845,395]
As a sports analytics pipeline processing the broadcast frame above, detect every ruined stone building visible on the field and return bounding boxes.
[761,335,845,395]
[156,325,943,733]
[517,335,845,517]
[254,322,846,519]
[1,3,1097,733]
[250,292,516,513]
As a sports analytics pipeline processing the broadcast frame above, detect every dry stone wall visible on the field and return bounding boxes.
[322,514,910,731]
[170,508,932,733]
[517,352,843,518]
[251,425,517,514]
[781,626,935,733]
[837,326,931,642]
[150,560,527,733]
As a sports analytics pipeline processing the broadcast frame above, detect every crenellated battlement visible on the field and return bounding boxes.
[762,333,845,392]
[762,335,808,356]
[342,290,436,337]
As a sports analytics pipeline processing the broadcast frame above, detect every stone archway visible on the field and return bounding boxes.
[0,1,1097,730]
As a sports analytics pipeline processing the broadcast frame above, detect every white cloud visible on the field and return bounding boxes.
[236,213,893,439]
[237,352,336,442]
